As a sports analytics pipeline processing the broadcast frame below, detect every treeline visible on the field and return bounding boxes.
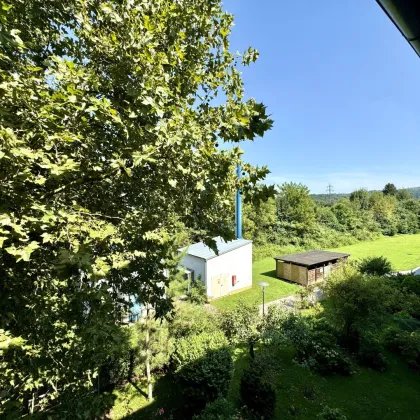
[244,182,420,260]
[312,185,420,204]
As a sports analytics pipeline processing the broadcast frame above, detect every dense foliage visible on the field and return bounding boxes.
[0,0,274,415]
[324,266,392,351]
[194,398,240,420]
[244,183,420,260]
[240,358,276,419]
[172,331,233,408]
[358,256,393,276]
[186,276,208,305]
[219,300,260,357]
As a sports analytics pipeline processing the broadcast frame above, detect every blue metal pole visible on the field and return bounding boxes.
[236,164,242,239]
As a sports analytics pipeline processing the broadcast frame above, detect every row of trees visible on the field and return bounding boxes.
[244,182,420,259]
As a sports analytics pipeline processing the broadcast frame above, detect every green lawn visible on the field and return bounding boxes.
[212,234,420,310]
[210,258,300,310]
[330,234,420,271]
[110,345,420,419]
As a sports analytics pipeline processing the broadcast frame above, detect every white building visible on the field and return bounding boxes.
[179,236,253,299]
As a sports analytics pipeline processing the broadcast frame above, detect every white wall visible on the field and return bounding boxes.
[206,243,252,297]
[179,254,206,285]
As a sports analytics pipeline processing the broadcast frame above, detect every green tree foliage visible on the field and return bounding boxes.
[186,276,208,305]
[358,256,393,276]
[218,300,261,358]
[0,0,274,415]
[240,357,276,419]
[243,196,277,245]
[172,331,233,408]
[383,183,397,196]
[369,192,398,235]
[277,182,316,235]
[169,302,220,339]
[349,189,370,210]
[396,189,413,201]
[246,181,420,260]
[385,328,420,369]
[194,398,240,420]
[324,265,393,351]
[134,317,173,378]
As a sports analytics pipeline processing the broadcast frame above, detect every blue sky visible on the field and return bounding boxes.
[224,0,420,193]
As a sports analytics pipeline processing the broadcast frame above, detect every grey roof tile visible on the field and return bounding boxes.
[274,250,350,267]
[179,236,252,261]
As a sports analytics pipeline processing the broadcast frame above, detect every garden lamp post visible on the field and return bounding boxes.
[258,282,269,316]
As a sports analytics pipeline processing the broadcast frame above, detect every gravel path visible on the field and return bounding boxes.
[258,286,324,316]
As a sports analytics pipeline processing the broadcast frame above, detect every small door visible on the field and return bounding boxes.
[211,274,230,298]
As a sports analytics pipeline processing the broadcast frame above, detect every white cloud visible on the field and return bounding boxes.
[265,170,420,194]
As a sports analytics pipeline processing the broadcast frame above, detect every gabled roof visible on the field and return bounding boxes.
[274,250,350,267]
[179,236,252,261]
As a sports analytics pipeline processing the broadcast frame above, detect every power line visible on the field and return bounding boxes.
[326,184,334,204]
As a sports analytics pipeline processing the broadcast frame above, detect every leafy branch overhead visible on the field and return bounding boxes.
[0,0,273,414]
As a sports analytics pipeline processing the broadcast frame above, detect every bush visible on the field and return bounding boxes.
[172,331,233,407]
[400,275,420,296]
[358,256,393,276]
[169,302,219,339]
[133,318,173,378]
[194,398,240,420]
[279,315,352,376]
[219,301,261,358]
[357,334,387,371]
[186,275,208,305]
[240,359,276,419]
[317,406,347,420]
[324,265,393,351]
[385,327,420,369]
[295,326,353,376]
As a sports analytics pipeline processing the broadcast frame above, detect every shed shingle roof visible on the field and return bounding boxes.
[274,250,350,267]
[179,236,252,261]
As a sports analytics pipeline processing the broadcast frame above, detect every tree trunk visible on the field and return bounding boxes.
[145,304,153,401]
[249,340,255,359]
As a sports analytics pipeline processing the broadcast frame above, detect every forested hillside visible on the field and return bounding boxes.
[245,183,420,260]
[312,185,420,204]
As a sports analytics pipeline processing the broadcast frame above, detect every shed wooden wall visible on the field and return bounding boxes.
[276,261,308,286]
[276,258,348,287]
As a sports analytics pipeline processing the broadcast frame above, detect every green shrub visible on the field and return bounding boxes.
[317,406,347,420]
[194,398,240,420]
[295,327,353,376]
[218,300,261,358]
[169,302,219,339]
[133,318,173,378]
[240,359,276,419]
[273,314,352,376]
[324,265,393,351]
[357,334,387,371]
[401,275,420,296]
[358,256,393,276]
[172,331,233,407]
[186,275,208,305]
[385,327,420,369]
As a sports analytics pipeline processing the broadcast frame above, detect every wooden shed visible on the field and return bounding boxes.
[274,250,350,287]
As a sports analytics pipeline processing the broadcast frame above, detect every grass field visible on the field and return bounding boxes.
[110,345,420,419]
[210,258,299,310]
[212,234,420,310]
[330,233,420,271]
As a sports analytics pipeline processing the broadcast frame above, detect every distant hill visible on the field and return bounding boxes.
[311,186,420,203]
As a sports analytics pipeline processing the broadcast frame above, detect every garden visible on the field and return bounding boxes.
[108,257,420,419]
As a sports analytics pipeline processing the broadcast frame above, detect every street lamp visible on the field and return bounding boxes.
[258,282,269,316]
